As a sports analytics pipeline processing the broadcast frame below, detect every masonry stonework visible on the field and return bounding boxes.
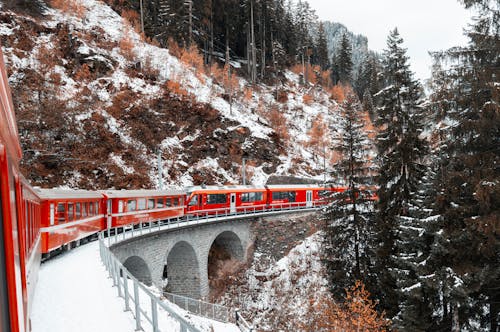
[110,219,253,299]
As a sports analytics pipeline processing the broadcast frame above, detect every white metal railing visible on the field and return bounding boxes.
[163,292,230,323]
[99,233,201,332]
[100,203,320,331]
[104,202,322,247]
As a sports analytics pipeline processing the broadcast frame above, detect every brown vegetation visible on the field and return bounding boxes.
[303,281,390,331]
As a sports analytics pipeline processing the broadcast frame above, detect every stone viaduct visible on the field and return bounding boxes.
[110,218,253,299]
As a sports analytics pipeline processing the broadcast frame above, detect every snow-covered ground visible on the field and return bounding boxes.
[31,241,239,332]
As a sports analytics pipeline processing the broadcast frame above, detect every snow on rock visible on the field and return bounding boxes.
[223,232,329,331]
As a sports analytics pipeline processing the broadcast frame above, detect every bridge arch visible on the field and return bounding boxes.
[123,255,152,286]
[207,230,245,296]
[165,241,201,298]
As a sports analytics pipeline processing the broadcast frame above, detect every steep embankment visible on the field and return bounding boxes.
[0,0,349,189]
[212,212,329,331]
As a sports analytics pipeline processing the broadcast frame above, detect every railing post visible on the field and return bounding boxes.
[116,262,122,298]
[235,309,239,325]
[124,270,130,312]
[111,258,117,286]
[151,298,159,332]
[134,282,141,331]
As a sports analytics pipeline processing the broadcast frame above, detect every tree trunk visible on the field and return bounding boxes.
[250,0,257,83]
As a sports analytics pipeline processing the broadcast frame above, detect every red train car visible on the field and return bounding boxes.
[38,189,105,257]
[1,46,39,332]
[186,185,268,216]
[102,190,185,228]
[266,184,333,209]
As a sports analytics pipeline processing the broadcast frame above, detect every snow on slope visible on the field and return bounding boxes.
[0,0,352,188]
[31,241,238,332]
[221,232,329,331]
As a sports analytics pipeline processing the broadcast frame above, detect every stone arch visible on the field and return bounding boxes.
[123,255,152,286]
[165,241,200,298]
[207,231,244,295]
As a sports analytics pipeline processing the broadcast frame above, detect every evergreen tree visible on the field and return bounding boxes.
[372,28,427,319]
[333,33,353,84]
[429,0,500,329]
[4,0,46,16]
[314,22,329,70]
[324,92,375,299]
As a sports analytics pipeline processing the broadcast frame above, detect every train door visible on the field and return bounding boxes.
[306,190,313,208]
[230,193,236,214]
[106,199,112,230]
[0,185,12,332]
[0,148,26,332]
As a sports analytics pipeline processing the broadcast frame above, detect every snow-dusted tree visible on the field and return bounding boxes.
[372,28,427,319]
[314,22,330,70]
[428,0,500,330]
[331,33,353,85]
[324,92,375,298]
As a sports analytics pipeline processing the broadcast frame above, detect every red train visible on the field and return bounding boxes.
[1,47,41,332]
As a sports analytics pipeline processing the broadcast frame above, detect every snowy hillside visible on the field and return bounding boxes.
[0,0,359,190]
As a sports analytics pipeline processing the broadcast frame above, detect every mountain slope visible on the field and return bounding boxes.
[0,0,352,190]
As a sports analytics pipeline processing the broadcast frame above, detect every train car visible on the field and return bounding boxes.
[185,185,268,216]
[37,189,105,258]
[266,184,335,209]
[0,46,37,332]
[102,190,186,228]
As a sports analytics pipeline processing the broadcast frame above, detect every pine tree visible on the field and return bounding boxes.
[314,22,330,70]
[372,28,427,319]
[333,33,353,85]
[324,92,375,299]
[429,1,500,330]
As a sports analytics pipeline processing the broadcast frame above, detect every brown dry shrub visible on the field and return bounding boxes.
[268,107,289,143]
[302,281,389,331]
[243,87,253,102]
[302,93,314,105]
[167,37,182,58]
[180,45,206,83]
[51,0,86,18]
[74,64,92,82]
[165,79,188,98]
[291,63,303,76]
[276,89,288,103]
[222,64,239,94]
[330,84,352,103]
[119,30,135,61]
[320,69,333,88]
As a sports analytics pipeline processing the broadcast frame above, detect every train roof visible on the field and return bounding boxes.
[36,188,104,199]
[266,184,327,189]
[186,185,267,193]
[0,46,22,163]
[100,189,185,198]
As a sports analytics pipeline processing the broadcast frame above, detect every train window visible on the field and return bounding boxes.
[76,203,81,219]
[138,198,146,210]
[95,202,99,215]
[172,197,178,206]
[272,191,295,202]
[127,200,136,212]
[68,203,74,221]
[241,192,263,202]
[148,199,155,209]
[83,203,88,217]
[118,200,124,213]
[57,203,66,223]
[157,198,164,208]
[188,195,198,206]
[207,194,226,204]
[166,198,172,207]
[89,202,94,216]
